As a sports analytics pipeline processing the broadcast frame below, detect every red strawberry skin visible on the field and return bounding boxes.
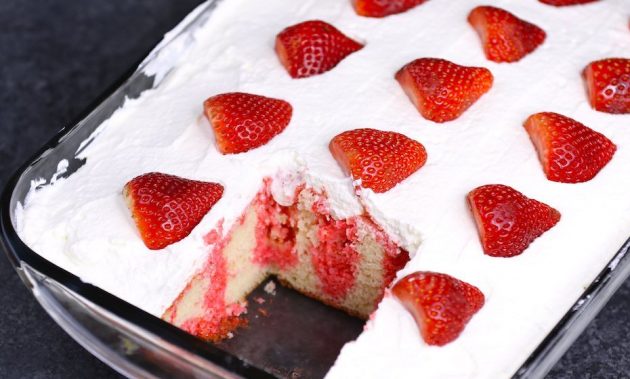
[123,173,224,250]
[330,128,427,193]
[353,0,428,18]
[396,58,493,123]
[524,112,617,183]
[468,185,561,258]
[204,92,292,154]
[468,6,546,63]
[275,20,363,79]
[583,58,630,114]
[539,0,599,5]
[392,271,485,346]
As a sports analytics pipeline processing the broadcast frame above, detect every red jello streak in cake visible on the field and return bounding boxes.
[309,197,361,300]
[165,220,246,341]
[161,216,224,324]
[382,248,410,285]
[368,221,410,286]
[355,194,411,285]
[203,219,224,244]
[360,213,410,307]
[309,189,410,302]
[252,178,299,269]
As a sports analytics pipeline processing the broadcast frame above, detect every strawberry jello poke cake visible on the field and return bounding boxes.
[15,0,630,377]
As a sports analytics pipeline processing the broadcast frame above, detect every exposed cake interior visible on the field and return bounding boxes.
[163,178,409,341]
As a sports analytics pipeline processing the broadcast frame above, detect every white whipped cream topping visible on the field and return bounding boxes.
[16,0,630,377]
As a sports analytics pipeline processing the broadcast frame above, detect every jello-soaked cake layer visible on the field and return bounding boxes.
[164,179,409,340]
[281,188,408,319]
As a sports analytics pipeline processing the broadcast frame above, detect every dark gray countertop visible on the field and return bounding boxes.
[0,1,628,378]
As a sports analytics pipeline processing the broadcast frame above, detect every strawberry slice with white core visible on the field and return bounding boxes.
[204,92,292,154]
[275,20,363,79]
[468,184,560,258]
[352,0,428,18]
[392,271,485,346]
[468,6,546,63]
[396,58,493,123]
[124,172,224,250]
[330,128,427,193]
[524,112,617,183]
[583,58,630,114]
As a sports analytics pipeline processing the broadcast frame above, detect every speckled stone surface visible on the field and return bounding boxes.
[0,1,629,378]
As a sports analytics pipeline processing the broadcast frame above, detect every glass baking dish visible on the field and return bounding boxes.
[2,1,630,377]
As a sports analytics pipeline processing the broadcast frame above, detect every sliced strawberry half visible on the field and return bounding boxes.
[275,20,363,79]
[330,128,427,193]
[539,0,599,5]
[395,58,493,123]
[204,92,292,154]
[468,6,546,63]
[468,184,560,258]
[524,112,616,183]
[392,271,485,346]
[352,0,428,18]
[583,58,630,114]
[123,172,224,250]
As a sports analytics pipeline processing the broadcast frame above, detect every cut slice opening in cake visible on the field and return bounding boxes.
[163,177,410,342]
[215,277,366,379]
